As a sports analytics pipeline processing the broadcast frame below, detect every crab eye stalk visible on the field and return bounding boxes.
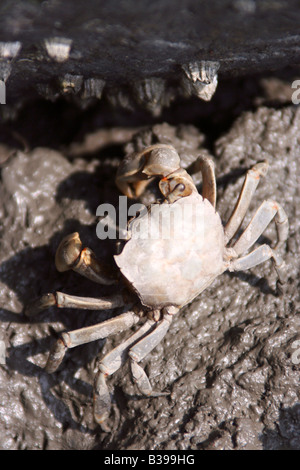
[174,183,185,192]
[159,169,196,203]
[167,182,189,203]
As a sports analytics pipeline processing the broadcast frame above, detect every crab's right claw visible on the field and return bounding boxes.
[115,144,181,198]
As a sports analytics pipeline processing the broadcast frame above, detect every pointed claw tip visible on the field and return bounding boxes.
[93,411,111,432]
[94,412,109,424]
[24,293,56,317]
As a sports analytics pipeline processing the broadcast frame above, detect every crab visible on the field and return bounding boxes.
[25,143,289,428]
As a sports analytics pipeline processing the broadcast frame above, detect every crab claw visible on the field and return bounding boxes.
[55,232,82,272]
[55,232,117,285]
[115,144,181,198]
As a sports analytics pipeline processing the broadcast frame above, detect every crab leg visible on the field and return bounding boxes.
[24,291,125,317]
[229,244,287,284]
[94,318,156,425]
[228,199,288,284]
[224,161,269,244]
[45,310,141,374]
[231,199,289,255]
[191,154,217,208]
[128,313,173,397]
[55,232,117,285]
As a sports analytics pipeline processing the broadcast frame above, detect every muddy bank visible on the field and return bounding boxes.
[0,76,299,449]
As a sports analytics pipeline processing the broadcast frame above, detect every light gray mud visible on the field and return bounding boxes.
[0,84,299,450]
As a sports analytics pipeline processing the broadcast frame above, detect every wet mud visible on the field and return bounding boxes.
[0,74,299,450]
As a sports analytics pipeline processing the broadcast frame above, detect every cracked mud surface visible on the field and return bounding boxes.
[0,77,299,450]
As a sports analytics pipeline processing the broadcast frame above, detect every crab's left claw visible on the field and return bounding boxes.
[115,144,181,198]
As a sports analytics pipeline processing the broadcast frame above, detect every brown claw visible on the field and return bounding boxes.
[55,232,117,285]
[115,144,181,199]
[55,232,82,272]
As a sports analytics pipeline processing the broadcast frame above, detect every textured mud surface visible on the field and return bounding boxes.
[0,77,299,450]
